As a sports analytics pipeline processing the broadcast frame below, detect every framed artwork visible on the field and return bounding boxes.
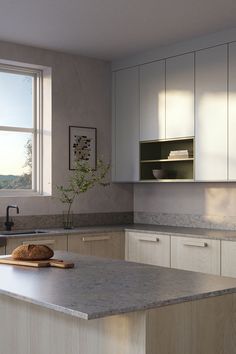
[69,126,97,170]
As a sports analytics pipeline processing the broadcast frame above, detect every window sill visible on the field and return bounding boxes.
[0,189,51,197]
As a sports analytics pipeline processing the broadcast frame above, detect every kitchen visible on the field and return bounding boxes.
[1,1,236,353]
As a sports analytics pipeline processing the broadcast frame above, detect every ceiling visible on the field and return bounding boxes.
[1,0,236,60]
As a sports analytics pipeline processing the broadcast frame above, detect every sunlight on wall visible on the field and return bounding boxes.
[204,186,236,217]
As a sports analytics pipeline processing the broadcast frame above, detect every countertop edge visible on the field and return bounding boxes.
[1,284,236,320]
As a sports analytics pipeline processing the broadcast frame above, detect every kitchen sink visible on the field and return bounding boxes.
[0,230,47,236]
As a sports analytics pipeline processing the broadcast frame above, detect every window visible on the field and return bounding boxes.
[0,61,52,196]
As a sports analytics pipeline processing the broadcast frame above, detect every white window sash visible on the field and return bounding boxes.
[0,65,43,194]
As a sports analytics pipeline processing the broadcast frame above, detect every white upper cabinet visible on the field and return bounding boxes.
[140,60,165,141]
[195,45,228,181]
[113,67,139,182]
[229,43,236,181]
[166,53,194,139]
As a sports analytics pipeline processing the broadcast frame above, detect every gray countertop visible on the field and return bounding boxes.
[1,223,236,242]
[1,251,236,320]
[125,224,236,241]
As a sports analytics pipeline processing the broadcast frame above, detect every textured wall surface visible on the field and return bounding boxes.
[0,40,133,219]
[134,183,236,229]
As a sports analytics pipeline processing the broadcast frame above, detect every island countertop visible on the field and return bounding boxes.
[1,251,236,320]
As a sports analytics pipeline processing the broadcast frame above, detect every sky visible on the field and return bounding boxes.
[0,71,33,175]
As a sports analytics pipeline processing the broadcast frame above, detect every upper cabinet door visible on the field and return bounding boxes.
[229,43,236,181]
[166,53,194,139]
[140,60,165,141]
[195,45,228,181]
[113,67,139,182]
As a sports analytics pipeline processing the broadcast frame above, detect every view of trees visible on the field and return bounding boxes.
[0,139,32,189]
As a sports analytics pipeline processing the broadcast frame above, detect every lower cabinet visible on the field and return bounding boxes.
[125,232,170,267]
[68,232,125,259]
[171,236,221,275]
[126,232,221,276]
[6,235,68,254]
[221,241,236,278]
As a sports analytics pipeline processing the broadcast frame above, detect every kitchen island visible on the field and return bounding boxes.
[0,251,236,354]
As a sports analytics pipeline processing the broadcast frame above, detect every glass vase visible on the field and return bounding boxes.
[63,210,73,229]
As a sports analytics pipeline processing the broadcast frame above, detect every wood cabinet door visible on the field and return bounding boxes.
[140,60,165,141]
[68,232,125,259]
[113,67,139,182]
[6,235,68,254]
[166,53,194,139]
[126,232,170,267]
[195,45,228,181]
[229,42,236,180]
[221,241,236,278]
[171,236,220,275]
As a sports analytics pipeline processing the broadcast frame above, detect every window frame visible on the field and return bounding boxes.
[0,63,43,196]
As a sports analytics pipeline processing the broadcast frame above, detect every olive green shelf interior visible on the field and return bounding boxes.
[140,137,194,181]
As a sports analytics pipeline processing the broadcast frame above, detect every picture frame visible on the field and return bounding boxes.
[69,126,97,170]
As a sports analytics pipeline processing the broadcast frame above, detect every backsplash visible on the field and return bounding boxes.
[0,212,133,231]
[134,212,236,230]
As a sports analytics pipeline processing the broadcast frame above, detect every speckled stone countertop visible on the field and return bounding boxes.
[1,223,236,245]
[0,225,125,238]
[0,251,236,320]
[125,224,236,241]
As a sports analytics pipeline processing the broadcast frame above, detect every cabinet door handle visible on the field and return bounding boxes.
[82,236,110,242]
[22,239,55,246]
[139,237,160,243]
[183,241,208,248]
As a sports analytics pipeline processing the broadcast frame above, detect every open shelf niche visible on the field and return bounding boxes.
[140,137,194,181]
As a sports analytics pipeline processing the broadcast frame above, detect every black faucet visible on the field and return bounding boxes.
[5,205,19,231]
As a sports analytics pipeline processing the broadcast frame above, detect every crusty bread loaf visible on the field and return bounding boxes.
[12,244,54,261]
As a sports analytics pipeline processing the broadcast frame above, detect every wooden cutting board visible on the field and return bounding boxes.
[0,257,74,269]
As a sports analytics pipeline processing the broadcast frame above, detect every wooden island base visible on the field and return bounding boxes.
[0,293,236,354]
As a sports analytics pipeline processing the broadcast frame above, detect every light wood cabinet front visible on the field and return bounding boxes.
[68,232,125,259]
[126,232,170,267]
[171,236,220,275]
[6,235,68,254]
[221,241,236,278]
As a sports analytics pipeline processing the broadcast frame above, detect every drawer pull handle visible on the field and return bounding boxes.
[139,237,160,243]
[183,241,208,248]
[22,239,55,246]
[82,236,110,242]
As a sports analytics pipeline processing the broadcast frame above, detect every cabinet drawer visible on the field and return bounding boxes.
[68,232,125,259]
[126,232,170,267]
[221,241,236,278]
[6,235,68,254]
[171,236,220,275]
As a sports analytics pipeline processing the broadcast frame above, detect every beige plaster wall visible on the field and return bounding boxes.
[0,40,133,216]
[134,183,236,228]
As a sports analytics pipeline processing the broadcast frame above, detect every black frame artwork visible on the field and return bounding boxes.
[69,126,97,170]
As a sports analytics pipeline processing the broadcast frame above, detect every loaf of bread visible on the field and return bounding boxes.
[12,244,54,261]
